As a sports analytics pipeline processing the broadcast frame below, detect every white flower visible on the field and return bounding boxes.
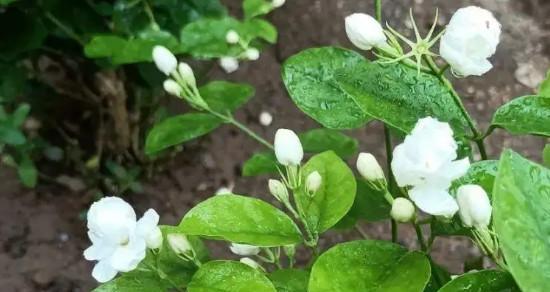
[390,198,415,223]
[345,13,387,50]
[274,129,303,166]
[219,57,239,73]
[178,62,196,87]
[226,30,240,44]
[356,152,385,181]
[152,46,177,75]
[456,184,492,228]
[440,6,501,77]
[391,117,469,217]
[306,171,322,193]
[268,179,289,203]
[229,243,260,256]
[163,79,182,96]
[272,0,285,8]
[167,234,193,255]
[84,197,160,283]
[215,187,232,195]
[240,257,262,270]
[245,48,260,61]
[259,111,273,126]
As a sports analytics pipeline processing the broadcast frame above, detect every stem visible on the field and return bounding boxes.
[382,125,399,243]
[44,12,85,45]
[374,0,382,21]
[424,56,488,160]
[142,0,159,29]
[355,224,369,239]
[414,223,428,252]
[391,219,398,243]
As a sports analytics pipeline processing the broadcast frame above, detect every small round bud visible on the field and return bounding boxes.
[219,57,239,73]
[390,198,415,223]
[268,179,289,203]
[240,257,262,270]
[259,111,273,126]
[163,79,182,97]
[345,13,387,50]
[167,234,192,255]
[306,171,322,193]
[226,30,240,44]
[274,129,303,166]
[178,62,196,87]
[356,152,385,181]
[229,243,260,256]
[245,48,260,61]
[145,227,163,249]
[272,0,285,8]
[456,184,492,228]
[152,45,177,75]
[215,187,232,195]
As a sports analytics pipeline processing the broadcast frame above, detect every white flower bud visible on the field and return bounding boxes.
[240,257,262,270]
[345,13,387,50]
[167,234,193,255]
[152,46,177,75]
[145,227,163,249]
[274,129,303,166]
[306,171,322,193]
[268,179,289,202]
[245,48,260,61]
[356,152,385,181]
[215,187,232,195]
[226,30,240,44]
[390,198,416,223]
[219,57,239,73]
[440,6,501,77]
[229,243,260,256]
[163,79,182,97]
[272,0,285,8]
[259,111,273,126]
[456,184,492,228]
[178,62,196,87]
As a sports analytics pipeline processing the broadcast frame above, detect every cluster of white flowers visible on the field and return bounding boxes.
[344,6,501,77]
[83,197,162,282]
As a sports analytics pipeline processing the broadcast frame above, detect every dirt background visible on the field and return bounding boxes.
[1,0,549,291]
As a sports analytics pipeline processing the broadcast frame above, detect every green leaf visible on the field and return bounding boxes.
[11,103,30,127]
[145,113,222,155]
[188,261,276,292]
[439,270,518,292]
[298,151,356,233]
[491,95,550,137]
[544,144,550,167]
[199,81,255,112]
[0,63,27,102]
[241,18,277,44]
[282,47,372,129]
[17,154,37,188]
[336,179,391,229]
[493,150,550,292]
[299,129,358,158]
[242,151,279,177]
[451,160,499,196]
[0,123,25,145]
[539,70,550,97]
[309,240,431,292]
[179,194,302,246]
[243,0,274,19]
[0,9,47,61]
[0,0,18,6]
[269,269,309,292]
[93,268,167,292]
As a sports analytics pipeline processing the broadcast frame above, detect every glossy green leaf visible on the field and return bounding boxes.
[145,113,222,155]
[451,160,498,196]
[242,152,279,177]
[491,95,550,137]
[17,154,37,188]
[299,129,358,158]
[179,194,302,246]
[439,270,518,292]
[493,150,550,292]
[199,81,255,112]
[188,261,276,292]
[282,47,372,129]
[309,240,430,292]
[243,0,274,19]
[539,70,550,97]
[336,179,391,229]
[299,151,356,233]
[269,269,309,292]
[544,144,550,167]
[241,18,277,44]
[93,268,167,292]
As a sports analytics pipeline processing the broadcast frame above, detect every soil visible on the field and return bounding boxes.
[1,0,549,291]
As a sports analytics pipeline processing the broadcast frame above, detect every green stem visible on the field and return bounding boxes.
[44,12,85,45]
[391,219,398,243]
[424,56,488,160]
[374,0,382,21]
[142,0,159,29]
[414,223,428,252]
[355,224,369,239]
[382,125,399,243]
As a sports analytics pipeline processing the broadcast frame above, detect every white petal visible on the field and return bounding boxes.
[136,209,160,237]
[84,243,114,261]
[110,237,146,272]
[274,129,303,166]
[409,186,458,218]
[92,260,118,283]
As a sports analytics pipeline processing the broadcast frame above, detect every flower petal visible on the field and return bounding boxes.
[92,260,118,283]
[109,237,146,272]
[136,209,160,237]
[409,186,458,218]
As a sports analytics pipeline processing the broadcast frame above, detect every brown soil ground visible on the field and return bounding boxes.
[1,0,549,291]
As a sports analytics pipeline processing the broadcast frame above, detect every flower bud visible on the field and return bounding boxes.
[225,30,240,44]
[390,198,415,223]
[268,179,289,203]
[456,184,492,228]
[229,243,260,256]
[219,57,239,73]
[345,13,387,50]
[356,152,385,181]
[306,171,322,193]
[163,79,182,97]
[259,111,273,126]
[245,48,260,61]
[178,62,196,87]
[215,187,232,195]
[240,257,262,270]
[167,234,192,255]
[152,45,177,75]
[145,226,163,249]
[274,129,303,166]
[272,0,285,8]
